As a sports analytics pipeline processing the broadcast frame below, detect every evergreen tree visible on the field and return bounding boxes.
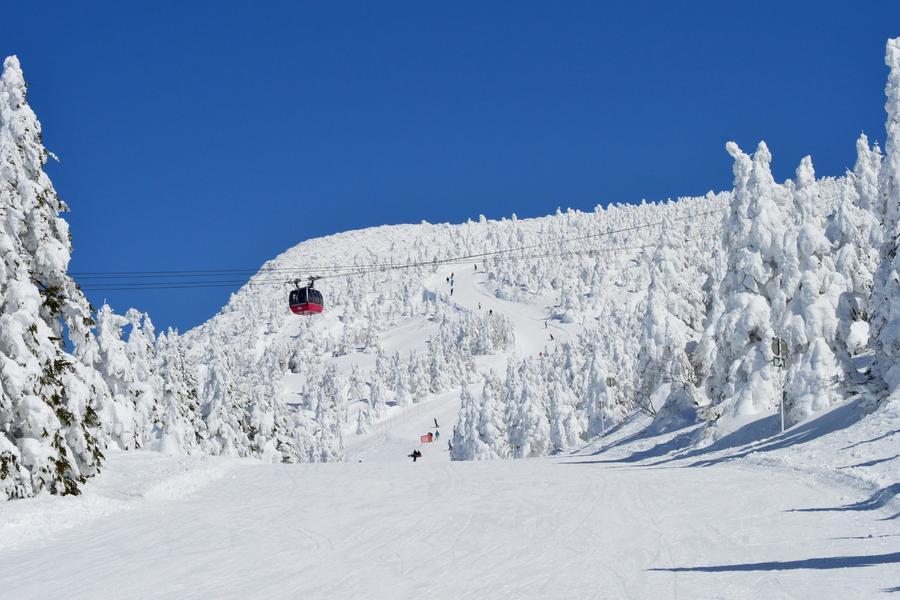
[125,309,163,446]
[155,329,205,454]
[93,304,140,449]
[778,157,846,424]
[701,142,790,431]
[203,349,250,456]
[872,38,900,394]
[584,354,612,437]
[635,217,702,422]
[548,379,580,451]
[0,56,108,498]
[477,374,507,458]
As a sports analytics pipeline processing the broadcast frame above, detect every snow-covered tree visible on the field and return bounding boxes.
[584,354,613,437]
[203,349,250,456]
[93,304,140,449]
[154,328,205,454]
[0,56,109,498]
[872,38,900,394]
[635,217,702,422]
[125,308,163,446]
[701,141,790,432]
[778,157,846,423]
[548,379,580,451]
[450,384,484,460]
[508,361,551,458]
[477,375,507,458]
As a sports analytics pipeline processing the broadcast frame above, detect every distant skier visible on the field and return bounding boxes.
[489,309,493,316]
[550,333,554,341]
[434,418,439,428]
[408,449,422,462]
[474,264,477,270]
[448,440,453,451]
[451,288,454,296]
[434,430,440,440]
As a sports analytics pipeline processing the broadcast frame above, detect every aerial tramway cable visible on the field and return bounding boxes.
[73,208,727,293]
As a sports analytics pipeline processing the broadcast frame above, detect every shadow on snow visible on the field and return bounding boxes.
[791,483,900,520]
[649,551,900,573]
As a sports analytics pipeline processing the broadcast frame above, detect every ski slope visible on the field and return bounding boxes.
[0,440,897,599]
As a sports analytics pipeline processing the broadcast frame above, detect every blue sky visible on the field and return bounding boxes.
[2,2,899,332]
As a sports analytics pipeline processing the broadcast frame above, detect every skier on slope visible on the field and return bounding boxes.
[434,417,439,428]
[408,450,422,462]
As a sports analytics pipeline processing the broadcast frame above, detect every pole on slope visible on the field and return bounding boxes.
[604,376,618,436]
[771,337,787,434]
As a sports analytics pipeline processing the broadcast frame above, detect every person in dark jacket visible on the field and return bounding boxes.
[408,449,422,462]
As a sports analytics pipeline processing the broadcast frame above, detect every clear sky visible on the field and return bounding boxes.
[2,1,899,332]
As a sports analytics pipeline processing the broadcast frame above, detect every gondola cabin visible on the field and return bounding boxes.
[289,285,324,315]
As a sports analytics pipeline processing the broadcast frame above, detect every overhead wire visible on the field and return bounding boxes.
[76,218,725,292]
[72,207,727,286]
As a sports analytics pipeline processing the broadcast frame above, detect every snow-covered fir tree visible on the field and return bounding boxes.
[700,141,791,433]
[634,216,703,423]
[0,56,108,498]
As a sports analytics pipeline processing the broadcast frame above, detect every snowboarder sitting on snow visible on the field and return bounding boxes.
[408,449,422,462]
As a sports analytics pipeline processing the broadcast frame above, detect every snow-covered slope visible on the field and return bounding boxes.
[1,419,897,599]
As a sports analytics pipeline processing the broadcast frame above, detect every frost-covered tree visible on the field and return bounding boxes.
[508,361,551,458]
[872,38,900,394]
[312,364,344,462]
[635,217,702,422]
[0,57,114,498]
[477,375,507,458]
[548,379,580,451]
[450,384,485,460]
[584,354,612,436]
[701,142,790,431]
[125,308,163,446]
[827,143,881,360]
[391,352,412,407]
[203,349,250,456]
[154,328,205,454]
[93,304,140,449]
[773,156,846,423]
[369,378,387,420]
[408,352,429,403]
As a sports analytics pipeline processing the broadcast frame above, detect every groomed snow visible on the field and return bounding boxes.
[0,436,896,599]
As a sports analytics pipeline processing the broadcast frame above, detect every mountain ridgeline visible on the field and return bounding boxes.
[1,40,900,498]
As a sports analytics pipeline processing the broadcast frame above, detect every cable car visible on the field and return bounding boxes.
[289,277,324,315]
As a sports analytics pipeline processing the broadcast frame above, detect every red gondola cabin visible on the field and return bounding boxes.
[289,285,324,315]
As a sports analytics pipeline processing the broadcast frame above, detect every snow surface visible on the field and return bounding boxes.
[1,416,897,599]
